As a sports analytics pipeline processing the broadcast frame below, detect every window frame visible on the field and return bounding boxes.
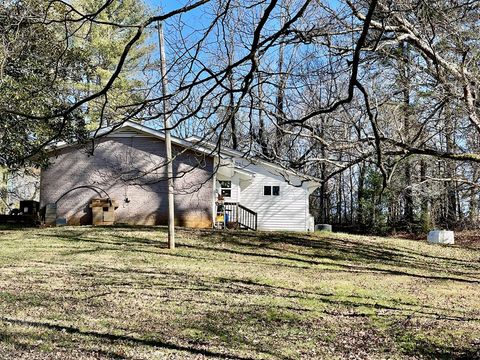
[219,180,232,198]
[263,186,271,196]
[219,180,231,189]
[264,185,280,196]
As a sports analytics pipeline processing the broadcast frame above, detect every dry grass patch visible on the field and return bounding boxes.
[0,226,479,359]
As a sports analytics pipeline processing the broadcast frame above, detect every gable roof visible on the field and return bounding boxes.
[186,135,322,185]
[49,121,321,185]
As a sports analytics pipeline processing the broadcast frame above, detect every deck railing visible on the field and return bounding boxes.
[224,202,257,230]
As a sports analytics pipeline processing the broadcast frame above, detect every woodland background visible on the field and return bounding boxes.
[1,0,480,234]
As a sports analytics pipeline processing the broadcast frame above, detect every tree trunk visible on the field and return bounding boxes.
[419,159,431,231]
[256,66,269,156]
[445,108,457,229]
[274,2,287,154]
[227,30,237,149]
[469,168,478,226]
[357,164,366,228]
[401,43,414,226]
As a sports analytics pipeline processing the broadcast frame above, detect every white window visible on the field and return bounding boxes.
[264,185,280,196]
[219,180,232,197]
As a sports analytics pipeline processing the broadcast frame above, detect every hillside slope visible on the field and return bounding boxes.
[0,227,479,359]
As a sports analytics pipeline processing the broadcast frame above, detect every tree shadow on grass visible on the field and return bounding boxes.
[213,277,480,321]
[37,232,192,258]
[395,334,480,360]
[209,229,480,262]
[37,231,309,270]
[61,262,478,324]
[180,241,480,285]
[193,231,480,280]
[0,327,127,360]
[5,227,480,359]
[0,317,256,360]
[39,228,480,284]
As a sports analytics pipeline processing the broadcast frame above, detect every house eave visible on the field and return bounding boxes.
[45,121,216,159]
[187,136,322,186]
[44,122,322,187]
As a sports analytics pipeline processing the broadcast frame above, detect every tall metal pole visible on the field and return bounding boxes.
[157,21,175,249]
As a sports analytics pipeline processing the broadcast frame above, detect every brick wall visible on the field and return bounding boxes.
[40,136,214,227]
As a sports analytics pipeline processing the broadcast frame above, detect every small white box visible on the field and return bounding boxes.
[427,230,454,245]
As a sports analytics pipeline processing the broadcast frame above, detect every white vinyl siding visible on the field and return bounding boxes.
[236,161,309,231]
[216,173,240,203]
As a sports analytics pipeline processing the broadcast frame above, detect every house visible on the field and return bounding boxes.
[40,121,320,231]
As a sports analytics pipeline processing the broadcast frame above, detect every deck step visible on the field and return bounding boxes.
[224,202,257,230]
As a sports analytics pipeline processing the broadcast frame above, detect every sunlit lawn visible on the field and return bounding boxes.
[0,226,479,359]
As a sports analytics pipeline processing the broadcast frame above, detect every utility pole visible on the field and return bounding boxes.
[157,20,175,249]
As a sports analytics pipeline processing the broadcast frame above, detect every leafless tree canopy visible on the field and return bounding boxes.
[2,0,480,231]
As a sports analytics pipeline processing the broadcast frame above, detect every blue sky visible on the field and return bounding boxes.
[145,0,342,14]
[143,0,212,46]
[145,1,205,20]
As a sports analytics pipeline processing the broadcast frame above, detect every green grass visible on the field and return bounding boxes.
[0,226,479,359]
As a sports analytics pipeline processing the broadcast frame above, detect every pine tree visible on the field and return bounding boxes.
[71,0,153,127]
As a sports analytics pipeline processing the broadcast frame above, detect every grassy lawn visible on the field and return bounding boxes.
[0,227,479,359]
